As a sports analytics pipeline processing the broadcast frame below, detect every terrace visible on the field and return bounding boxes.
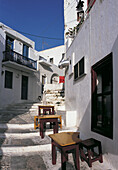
[2,50,37,71]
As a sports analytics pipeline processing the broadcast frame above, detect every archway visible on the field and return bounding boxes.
[50,73,59,84]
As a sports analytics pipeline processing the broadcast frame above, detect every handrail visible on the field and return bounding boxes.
[3,50,37,70]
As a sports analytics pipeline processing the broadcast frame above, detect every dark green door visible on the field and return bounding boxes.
[21,75,28,100]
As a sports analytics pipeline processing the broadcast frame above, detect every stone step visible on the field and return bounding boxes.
[0,108,37,113]
[0,128,37,133]
[0,123,37,133]
[45,93,60,96]
[0,154,47,170]
[0,144,51,156]
[55,105,66,111]
[0,135,51,147]
[0,128,77,148]
[0,113,36,124]
[0,123,34,130]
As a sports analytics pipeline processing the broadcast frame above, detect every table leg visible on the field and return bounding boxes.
[40,121,44,139]
[61,149,68,170]
[61,153,66,170]
[75,145,80,170]
[53,120,58,134]
[52,140,56,165]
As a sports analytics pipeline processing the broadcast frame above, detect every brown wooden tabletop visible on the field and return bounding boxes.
[38,115,61,119]
[49,132,81,146]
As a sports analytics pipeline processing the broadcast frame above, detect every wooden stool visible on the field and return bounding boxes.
[79,138,103,167]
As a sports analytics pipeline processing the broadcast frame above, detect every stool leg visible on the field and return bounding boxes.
[87,149,92,167]
[52,140,56,165]
[98,143,103,163]
[80,146,84,162]
[91,148,94,157]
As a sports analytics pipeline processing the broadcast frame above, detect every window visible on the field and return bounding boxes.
[74,57,86,80]
[6,35,14,51]
[91,53,113,139]
[79,57,84,76]
[74,63,78,80]
[50,58,53,64]
[23,44,29,58]
[5,70,13,89]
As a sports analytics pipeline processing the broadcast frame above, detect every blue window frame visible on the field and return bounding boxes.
[23,44,29,58]
[6,35,14,51]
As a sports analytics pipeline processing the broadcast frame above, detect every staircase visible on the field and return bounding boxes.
[0,102,40,124]
[0,102,110,169]
[43,84,65,111]
[0,101,77,169]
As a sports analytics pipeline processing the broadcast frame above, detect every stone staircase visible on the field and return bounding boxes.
[0,101,77,169]
[0,102,112,169]
[0,102,40,124]
[43,84,65,111]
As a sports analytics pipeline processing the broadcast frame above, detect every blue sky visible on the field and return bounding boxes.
[0,0,64,51]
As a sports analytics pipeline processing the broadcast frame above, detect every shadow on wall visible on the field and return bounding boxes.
[40,64,53,72]
[76,88,118,169]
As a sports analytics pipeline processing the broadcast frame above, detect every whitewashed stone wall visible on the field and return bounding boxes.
[64,0,118,169]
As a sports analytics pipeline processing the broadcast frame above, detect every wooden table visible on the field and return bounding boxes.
[39,115,62,138]
[49,132,82,170]
[34,115,62,130]
[38,105,54,116]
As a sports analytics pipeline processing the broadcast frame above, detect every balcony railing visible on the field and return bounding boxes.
[3,50,37,70]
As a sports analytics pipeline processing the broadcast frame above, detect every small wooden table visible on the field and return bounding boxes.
[49,132,81,170]
[38,105,54,116]
[34,115,62,130]
[39,115,62,138]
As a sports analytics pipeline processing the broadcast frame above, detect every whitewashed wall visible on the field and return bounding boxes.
[64,0,87,48]
[38,62,64,85]
[65,0,118,169]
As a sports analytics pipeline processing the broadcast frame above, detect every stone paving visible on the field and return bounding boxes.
[0,103,114,170]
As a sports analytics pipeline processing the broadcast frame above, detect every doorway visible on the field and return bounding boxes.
[21,75,28,100]
[42,75,46,94]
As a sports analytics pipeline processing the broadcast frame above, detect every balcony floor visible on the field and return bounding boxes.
[2,60,36,73]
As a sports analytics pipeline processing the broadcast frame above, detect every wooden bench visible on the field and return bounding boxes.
[79,138,103,167]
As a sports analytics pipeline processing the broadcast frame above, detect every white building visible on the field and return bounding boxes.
[0,23,64,108]
[38,45,65,66]
[0,23,41,108]
[63,0,118,169]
